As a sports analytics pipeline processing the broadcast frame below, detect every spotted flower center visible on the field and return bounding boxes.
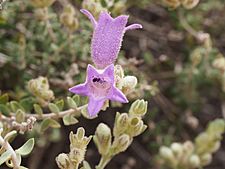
[91,77,111,89]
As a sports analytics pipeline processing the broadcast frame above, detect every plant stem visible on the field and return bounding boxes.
[96,155,111,169]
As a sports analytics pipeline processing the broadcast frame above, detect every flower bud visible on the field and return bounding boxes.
[114,65,124,79]
[181,0,200,9]
[170,142,183,158]
[190,49,203,66]
[113,113,129,137]
[30,0,55,8]
[183,141,194,156]
[212,57,225,72]
[127,117,146,137]
[122,76,138,94]
[200,153,212,166]
[111,134,131,155]
[189,154,200,168]
[129,99,148,117]
[56,153,70,169]
[94,123,112,155]
[34,9,47,21]
[60,4,79,32]
[27,76,54,104]
[159,146,174,161]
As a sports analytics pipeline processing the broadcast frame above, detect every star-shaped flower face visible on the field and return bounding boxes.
[69,64,128,117]
[80,9,142,69]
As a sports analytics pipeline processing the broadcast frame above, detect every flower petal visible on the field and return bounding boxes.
[80,9,97,28]
[103,64,114,80]
[69,84,88,96]
[91,12,128,68]
[109,87,128,103]
[88,97,105,117]
[125,24,143,31]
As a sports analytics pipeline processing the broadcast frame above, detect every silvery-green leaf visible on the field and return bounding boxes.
[40,119,61,132]
[33,104,43,116]
[10,101,24,112]
[63,114,78,126]
[16,109,25,123]
[0,104,10,115]
[72,95,80,106]
[67,97,77,109]
[48,103,60,114]
[16,138,35,156]
[55,99,64,111]
[0,93,9,104]
[0,150,11,165]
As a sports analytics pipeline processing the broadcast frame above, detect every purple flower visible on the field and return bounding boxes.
[69,64,128,117]
[80,9,142,69]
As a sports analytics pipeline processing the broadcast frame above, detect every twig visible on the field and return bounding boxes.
[0,129,19,169]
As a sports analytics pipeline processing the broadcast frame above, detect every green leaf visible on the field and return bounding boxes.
[0,104,10,115]
[16,109,25,123]
[72,95,80,106]
[55,99,64,111]
[0,93,9,104]
[0,150,11,165]
[48,103,60,114]
[63,114,78,126]
[33,104,43,116]
[16,138,35,156]
[40,118,61,132]
[20,97,34,112]
[10,101,24,112]
[67,97,77,109]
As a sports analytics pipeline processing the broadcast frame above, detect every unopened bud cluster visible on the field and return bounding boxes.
[27,76,54,105]
[115,65,138,95]
[159,119,225,169]
[60,4,79,32]
[94,100,148,161]
[163,0,200,9]
[56,128,92,169]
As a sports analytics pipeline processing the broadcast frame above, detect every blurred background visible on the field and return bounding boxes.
[0,0,225,169]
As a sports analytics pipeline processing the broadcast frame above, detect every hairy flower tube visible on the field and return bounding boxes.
[80,9,142,69]
[69,64,128,117]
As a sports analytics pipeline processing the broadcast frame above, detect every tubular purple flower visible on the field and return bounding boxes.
[80,9,142,69]
[69,64,128,117]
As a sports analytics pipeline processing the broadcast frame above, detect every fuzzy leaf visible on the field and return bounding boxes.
[67,97,77,109]
[10,101,24,112]
[48,103,60,114]
[0,93,9,104]
[20,97,34,112]
[63,114,78,126]
[16,138,35,156]
[40,118,61,132]
[16,109,25,123]
[0,150,11,165]
[0,104,10,115]
[33,104,43,116]
[72,95,80,106]
[55,99,64,111]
